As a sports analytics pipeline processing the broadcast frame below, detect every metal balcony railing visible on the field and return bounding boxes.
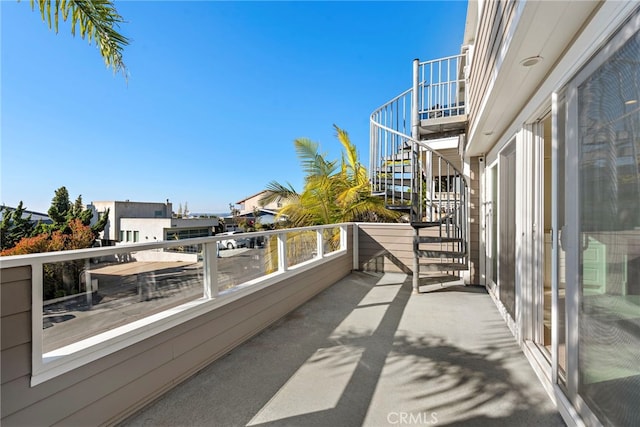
[369,122,467,238]
[369,54,469,291]
[370,54,468,222]
[417,54,467,120]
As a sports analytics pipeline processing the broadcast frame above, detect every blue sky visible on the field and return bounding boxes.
[2,0,468,214]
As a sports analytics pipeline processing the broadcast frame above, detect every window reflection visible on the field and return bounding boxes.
[578,28,640,426]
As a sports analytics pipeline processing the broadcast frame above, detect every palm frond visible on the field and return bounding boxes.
[342,198,402,223]
[262,181,299,204]
[334,125,359,177]
[28,0,129,77]
[294,138,336,178]
[268,126,401,228]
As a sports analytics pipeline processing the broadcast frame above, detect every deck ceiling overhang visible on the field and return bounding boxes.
[465,1,601,157]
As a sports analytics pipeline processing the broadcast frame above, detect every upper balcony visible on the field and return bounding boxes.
[416,54,468,139]
[370,53,468,147]
[1,223,562,426]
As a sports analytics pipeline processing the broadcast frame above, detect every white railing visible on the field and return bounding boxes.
[368,54,467,155]
[0,224,349,385]
[369,53,468,219]
[417,54,467,120]
[369,54,469,294]
[369,121,467,232]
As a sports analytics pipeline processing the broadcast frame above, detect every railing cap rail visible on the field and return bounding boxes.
[0,223,352,268]
[418,53,466,67]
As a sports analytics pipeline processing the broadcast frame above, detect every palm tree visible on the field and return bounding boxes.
[24,0,129,77]
[262,125,401,227]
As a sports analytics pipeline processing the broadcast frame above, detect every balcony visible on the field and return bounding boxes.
[1,224,562,426]
[417,54,468,139]
[369,54,467,148]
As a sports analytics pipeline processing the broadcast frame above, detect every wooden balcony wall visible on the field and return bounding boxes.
[0,226,354,426]
[358,223,450,275]
[358,224,414,274]
[467,0,518,131]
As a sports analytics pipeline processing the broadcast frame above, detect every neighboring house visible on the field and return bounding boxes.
[235,190,282,215]
[223,209,279,230]
[90,200,218,245]
[226,190,286,230]
[370,2,639,426]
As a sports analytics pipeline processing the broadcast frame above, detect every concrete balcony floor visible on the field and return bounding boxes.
[122,272,565,427]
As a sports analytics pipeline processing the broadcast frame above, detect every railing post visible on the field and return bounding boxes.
[203,241,218,299]
[352,224,359,270]
[32,261,44,381]
[411,59,421,221]
[412,58,422,294]
[412,58,420,141]
[84,260,92,308]
[277,232,288,272]
[316,229,324,259]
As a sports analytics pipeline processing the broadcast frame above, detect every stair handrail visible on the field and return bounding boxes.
[370,101,468,256]
[370,118,468,216]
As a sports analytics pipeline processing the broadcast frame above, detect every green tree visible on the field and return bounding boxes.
[91,207,109,236]
[24,0,129,77]
[262,125,401,227]
[31,187,109,242]
[48,186,72,227]
[70,195,93,225]
[0,202,37,250]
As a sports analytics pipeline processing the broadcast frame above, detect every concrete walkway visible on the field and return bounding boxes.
[122,272,565,427]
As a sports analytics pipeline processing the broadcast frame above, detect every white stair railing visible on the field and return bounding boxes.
[369,55,469,291]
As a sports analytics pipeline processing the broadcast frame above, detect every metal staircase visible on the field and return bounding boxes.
[370,54,469,293]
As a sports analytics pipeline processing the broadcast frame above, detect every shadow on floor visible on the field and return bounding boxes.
[121,272,564,427]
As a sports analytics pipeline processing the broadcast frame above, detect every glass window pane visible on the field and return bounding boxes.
[578,28,640,426]
[42,247,204,354]
[287,230,317,267]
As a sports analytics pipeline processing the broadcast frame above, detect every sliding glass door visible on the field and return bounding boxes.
[564,14,640,426]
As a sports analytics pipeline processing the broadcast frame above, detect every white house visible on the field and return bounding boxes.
[235,190,282,215]
[90,200,218,245]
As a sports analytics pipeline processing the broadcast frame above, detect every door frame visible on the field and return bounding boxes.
[561,10,640,425]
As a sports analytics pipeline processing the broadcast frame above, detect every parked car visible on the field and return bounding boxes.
[217,231,249,250]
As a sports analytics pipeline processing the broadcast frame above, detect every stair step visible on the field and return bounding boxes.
[418,236,463,243]
[383,151,413,161]
[379,189,412,200]
[376,178,414,187]
[418,262,468,271]
[386,205,412,212]
[417,250,466,258]
[411,221,448,228]
[382,165,413,174]
[418,274,462,285]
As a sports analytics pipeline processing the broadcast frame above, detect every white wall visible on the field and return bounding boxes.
[92,201,173,241]
[119,218,171,243]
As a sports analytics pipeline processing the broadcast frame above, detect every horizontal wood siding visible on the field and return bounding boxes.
[1,267,32,389]
[468,0,517,130]
[358,224,414,274]
[0,228,353,426]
